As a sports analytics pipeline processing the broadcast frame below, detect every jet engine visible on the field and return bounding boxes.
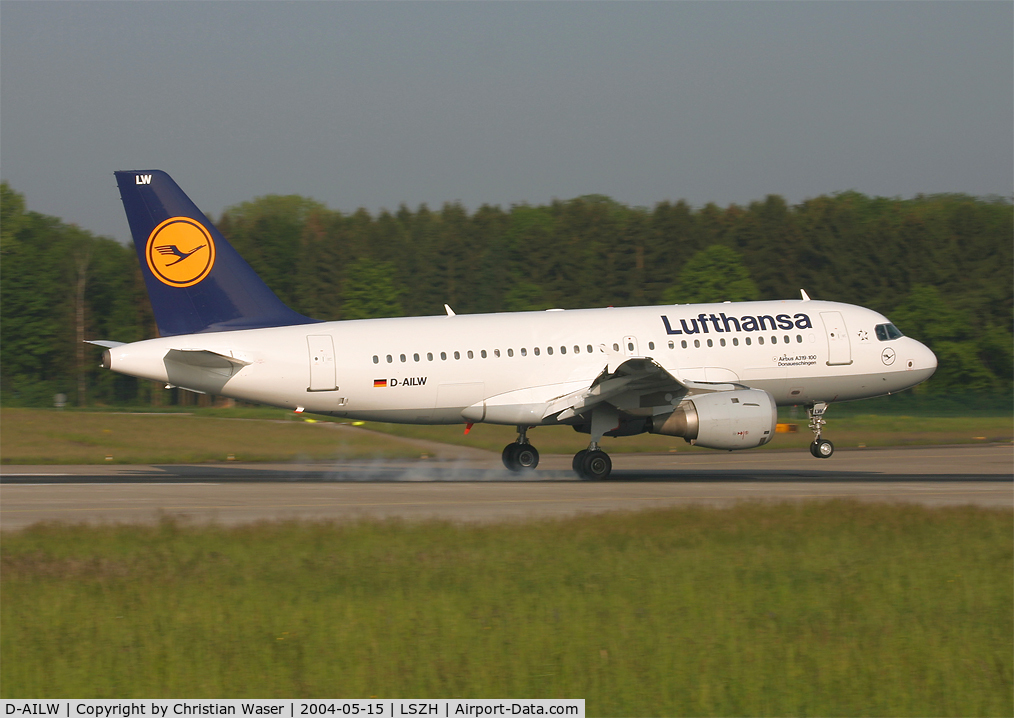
[651,388,777,450]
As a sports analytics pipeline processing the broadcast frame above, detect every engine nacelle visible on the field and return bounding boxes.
[650,388,777,450]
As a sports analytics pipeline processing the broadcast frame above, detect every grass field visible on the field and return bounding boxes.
[2,406,1011,464]
[0,409,426,464]
[2,502,1010,715]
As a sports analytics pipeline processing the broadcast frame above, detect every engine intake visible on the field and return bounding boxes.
[651,388,777,450]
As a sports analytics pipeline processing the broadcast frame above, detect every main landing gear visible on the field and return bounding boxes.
[500,420,616,480]
[502,425,540,472]
[571,405,618,480]
[807,401,834,458]
[572,446,612,480]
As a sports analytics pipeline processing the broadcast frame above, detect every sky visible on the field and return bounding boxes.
[2,1,1011,244]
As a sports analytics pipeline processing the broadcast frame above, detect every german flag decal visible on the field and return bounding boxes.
[373,379,388,388]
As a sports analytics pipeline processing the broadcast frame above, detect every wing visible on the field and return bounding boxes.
[544,353,736,423]
[462,344,739,426]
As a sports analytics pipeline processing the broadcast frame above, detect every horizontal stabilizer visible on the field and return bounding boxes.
[164,349,251,369]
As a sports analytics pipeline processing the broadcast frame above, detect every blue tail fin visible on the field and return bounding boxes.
[115,170,317,336]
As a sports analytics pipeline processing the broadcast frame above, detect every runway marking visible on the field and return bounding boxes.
[1,489,1009,514]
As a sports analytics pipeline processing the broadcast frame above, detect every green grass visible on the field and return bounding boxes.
[0,408,423,464]
[2,502,1011,715]
[2,406,1011,465]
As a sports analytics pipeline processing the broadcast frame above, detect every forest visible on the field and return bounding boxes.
[1,180,1010,407]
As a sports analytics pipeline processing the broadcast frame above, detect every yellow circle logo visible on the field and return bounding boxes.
[145,217,216,287]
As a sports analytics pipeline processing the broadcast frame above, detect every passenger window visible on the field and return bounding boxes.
[467,350,474,359]
[681,340,687,349]
[400,354,406,362]
[481,350,487,358]
[732,338,739,346]
[427,352,433,361]
[720,338,726,347]
[613,343,620,352]
[454,351,460,360]
[521,348,527,356]
[668,341,674,349]
[373,355,379,364]
[547,347,553,355]
[413,353,420,362]
[694,340,700,348]
[587,345,593,354]
[796,335,802,343]
[746,337,752,346]
[533,347,540,356]
[574,345,580,354]
[707,339,713,347]
[386,354,393,363]
[561,346,567,354]
[648,341,655,350]
[494,349,500,357]
[759,337,765,345]
[507,349,514,357]
[440,352,447,360]
[771,336,777,344]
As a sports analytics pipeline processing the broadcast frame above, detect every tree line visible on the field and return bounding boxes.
[2,180,1010,406]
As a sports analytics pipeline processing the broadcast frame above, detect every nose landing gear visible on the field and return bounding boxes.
[807,401,834,458]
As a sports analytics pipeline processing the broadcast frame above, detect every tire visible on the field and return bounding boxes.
[502,443,520,471]
[581,450,612,480]
[572,449,589,477]
[515,444,540,470]
[809,441,820,458]
[815,439,834,459]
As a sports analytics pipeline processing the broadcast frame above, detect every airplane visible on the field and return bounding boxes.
[93,170,938,479]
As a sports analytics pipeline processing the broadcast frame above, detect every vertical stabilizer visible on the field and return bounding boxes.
[115,170,317,336]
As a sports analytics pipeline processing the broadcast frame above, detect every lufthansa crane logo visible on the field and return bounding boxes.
[145,217,216,287]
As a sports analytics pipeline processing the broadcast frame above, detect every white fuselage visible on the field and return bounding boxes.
[106,299,937,425]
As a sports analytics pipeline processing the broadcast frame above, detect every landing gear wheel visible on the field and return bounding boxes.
[580,450,612,480]
[502,443,539,472]
[572,449,589,476]
[813,439,834,459]
[502,444,518,471]
[514,444,540,470]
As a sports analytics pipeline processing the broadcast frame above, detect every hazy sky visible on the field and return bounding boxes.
[2,1,1011,244]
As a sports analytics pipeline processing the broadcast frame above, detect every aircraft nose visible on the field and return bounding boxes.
[907,339,937,379]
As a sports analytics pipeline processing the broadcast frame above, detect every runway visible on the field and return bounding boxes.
[2,444,1010,529]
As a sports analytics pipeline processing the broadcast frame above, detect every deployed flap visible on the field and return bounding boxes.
[544,357,738,422]
[545,357,682,421]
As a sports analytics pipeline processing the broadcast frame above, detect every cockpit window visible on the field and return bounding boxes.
[875,323,904,341]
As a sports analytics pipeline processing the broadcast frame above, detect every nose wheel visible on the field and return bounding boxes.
[807,402,834,459]
[810,438,834,458]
